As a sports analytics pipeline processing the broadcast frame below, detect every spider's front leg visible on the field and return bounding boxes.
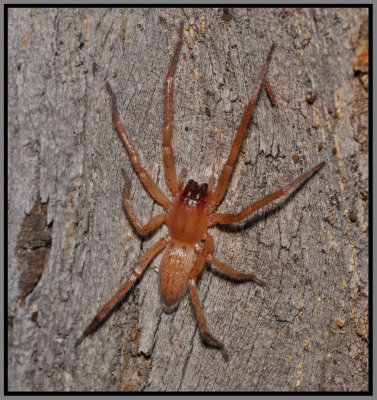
[121,169,167,234]
[209,44,275,211]
[163,23,183,196]
[106,82,171,210]
[75,237,169,347]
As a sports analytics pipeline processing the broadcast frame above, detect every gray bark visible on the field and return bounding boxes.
[8,7,369,392]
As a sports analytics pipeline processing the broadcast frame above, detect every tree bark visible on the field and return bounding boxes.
[8,7,369,392]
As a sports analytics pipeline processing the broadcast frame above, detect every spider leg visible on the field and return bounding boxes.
[209,44,275,211]
[163,23,183,196]
[106,82,171,210]
[189,235,229,360]
[178,168,187,191]
[209,162,325,225]
[206,253,266,287]
[207,175,216,195]
[75,236,169,348]
[195,234,266,285]
[188,281,229,361]
[121,169,167,234]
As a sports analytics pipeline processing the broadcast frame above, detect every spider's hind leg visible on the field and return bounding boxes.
[189,235,229,360]
[188,280,229,361]
[75,237,169,348]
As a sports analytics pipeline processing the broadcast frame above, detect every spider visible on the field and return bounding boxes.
[76,23,324,360]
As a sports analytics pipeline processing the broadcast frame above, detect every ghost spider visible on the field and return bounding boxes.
[76,23,324,360]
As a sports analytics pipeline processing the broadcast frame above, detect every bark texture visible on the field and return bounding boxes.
[8,8,369,392]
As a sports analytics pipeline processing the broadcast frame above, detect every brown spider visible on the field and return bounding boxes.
[76,23,324,360]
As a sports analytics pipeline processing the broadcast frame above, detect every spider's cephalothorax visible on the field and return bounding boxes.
[167,179,210,244]
[76,23,324,360]
[182,179,209,206]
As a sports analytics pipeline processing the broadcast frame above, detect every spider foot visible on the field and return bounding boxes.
[75,315,103,348]
[202,333,229,361]
[75,325,93,348]
[250,275,268,287]
[75,334,86,348]
[220,345,229,361]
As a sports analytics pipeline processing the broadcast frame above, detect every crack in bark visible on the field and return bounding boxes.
[16,196,52,306]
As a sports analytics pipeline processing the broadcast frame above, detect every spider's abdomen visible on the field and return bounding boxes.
[159,242,195,312]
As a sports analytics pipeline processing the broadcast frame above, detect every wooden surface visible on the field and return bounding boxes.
[8,8,369,392]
